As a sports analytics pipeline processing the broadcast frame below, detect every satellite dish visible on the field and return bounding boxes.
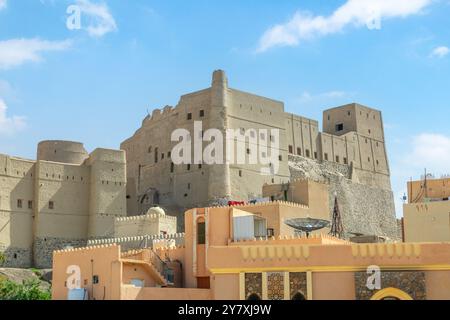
[285,218,330,238]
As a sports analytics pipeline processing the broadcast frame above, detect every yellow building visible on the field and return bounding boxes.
[404,176,450,242]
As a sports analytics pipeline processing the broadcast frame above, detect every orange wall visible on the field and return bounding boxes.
[425,271,450,300]
[313,272,356,300]
[121,286,212,300]
[52,245,121,300]
[210,274,240,300]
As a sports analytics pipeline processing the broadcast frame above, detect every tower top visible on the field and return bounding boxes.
[212,69,228,88]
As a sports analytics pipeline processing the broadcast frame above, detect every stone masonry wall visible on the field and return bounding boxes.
[33,238,87,269]
[355,271,426,300]
[289,155,399,240]
[0,245,32,268]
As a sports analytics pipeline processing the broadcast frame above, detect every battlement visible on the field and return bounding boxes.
[205,200,309,210]
[54,244,119,255]
[350,242,422,258]
[115,213,176,222]
[230,233,351,246]
[87,233,185,248]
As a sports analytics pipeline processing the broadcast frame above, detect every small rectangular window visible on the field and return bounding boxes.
[306,150,310,158]
[297,148,301,156]
[289,145,293,154]
[324,153,329,161]
[343,157,348,165]
[279,155,283,161]
[187,113,192,120]
[239,170,242,177]
[336,156,340,163]
[49,201,54,210]
[197,222,206,245]
[314,152,318,159]
[187,164,191,171]
[28,200,33,210]
[335,123,344,132]
[17,199,23,208]
[199,110,205,117]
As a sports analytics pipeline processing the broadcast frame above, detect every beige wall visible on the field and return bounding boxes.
[404,201,450,242]
[0,143,127,268]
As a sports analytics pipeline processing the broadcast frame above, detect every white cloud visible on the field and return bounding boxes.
[430,46,449,58]
[0,0,6,10]
[257,0,433,52]
[0,99,26,136]
[76,0,117,37]
[0,38,72,70]
[410,133,450,172]
[297,90,351,104]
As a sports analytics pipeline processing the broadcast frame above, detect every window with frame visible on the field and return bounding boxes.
[197,222,206,245]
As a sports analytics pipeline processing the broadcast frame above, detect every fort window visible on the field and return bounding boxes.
[279,155,283,161]
[148,146,152,153]
[198,164,202,169]
[187,164,191,171]
[305,150,310,158]
[270,135,275,142]
[49,201,54,210]
[347,111,351,116]
[17,199,23,208]
[336,156,340,163]
[324,153,329,161]
[368,157,371,162]
[314,152,318,159]
[168,151,171,158]
[28,200,33,210]
[365,139,368,144]
[188,183,191,190]
[376,160,379,166]
[335,123,344,132]
[199,110,205,117]
[126,195,131,199]
[197,221,206,245]
[327,115,330,121]
[170,163,174,173]
[247,148,251,155]
[239,170,242,177]
[161,153,165,160]
[155,148,159,163]
[289,145,293,154]
[297,148,301,155]
[187,113,192,120]
[368,129,371,134]
[344,157,348,165]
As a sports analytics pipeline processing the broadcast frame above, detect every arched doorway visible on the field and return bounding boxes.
[247,293,262,301]
[370,288,413,300]
[292,291,306,300]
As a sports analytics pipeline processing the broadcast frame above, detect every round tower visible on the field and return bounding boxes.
[37,140,89,165]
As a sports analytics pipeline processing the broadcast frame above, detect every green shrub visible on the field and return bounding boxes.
[0,252,5,266]
[0,278,51,300]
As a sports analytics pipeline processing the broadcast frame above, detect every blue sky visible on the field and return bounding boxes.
[1,0,450,216]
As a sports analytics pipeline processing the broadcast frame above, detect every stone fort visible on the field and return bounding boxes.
[0,70,398,268]
[122,70,395,231]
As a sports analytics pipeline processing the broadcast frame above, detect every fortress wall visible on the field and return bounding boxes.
[34,160,90,239]
[0,155,35,267]
[285,114,320,160]
[289,155,399,240]
[37,140,89,165]
[87,149,127,238]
